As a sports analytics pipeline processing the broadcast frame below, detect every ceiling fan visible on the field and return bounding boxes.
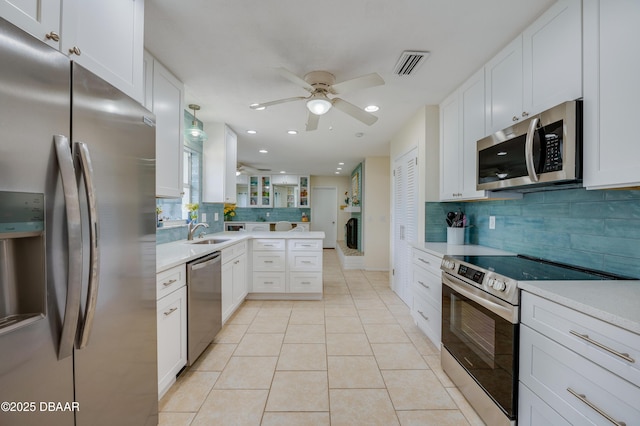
[250,67,384,131]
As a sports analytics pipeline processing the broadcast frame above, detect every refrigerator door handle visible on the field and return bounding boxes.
[74,142,100,349]
[54,135,83,360]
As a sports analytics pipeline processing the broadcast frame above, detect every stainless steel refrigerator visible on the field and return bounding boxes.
[0,18,158,425]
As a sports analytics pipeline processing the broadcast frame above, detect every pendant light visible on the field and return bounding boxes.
[187,104,207,142]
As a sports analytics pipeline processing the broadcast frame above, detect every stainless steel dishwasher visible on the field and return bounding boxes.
[186,251,221,365]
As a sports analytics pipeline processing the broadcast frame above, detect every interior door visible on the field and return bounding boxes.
[311,187,337,248]
[393,148,418,305]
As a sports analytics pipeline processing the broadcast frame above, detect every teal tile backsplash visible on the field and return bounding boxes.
[229,207,311,223]
[426,188,640,278]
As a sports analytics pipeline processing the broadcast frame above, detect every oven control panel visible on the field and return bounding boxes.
[440,256,519,305]
[457,264,485,284]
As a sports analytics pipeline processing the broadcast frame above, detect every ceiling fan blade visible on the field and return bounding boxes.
[306,111,319,131]
[250,96,306,109]
[332,98,378,126]
[276,67,315,93]
[331,72,385,94]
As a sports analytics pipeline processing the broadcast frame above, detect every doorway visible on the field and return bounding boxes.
[311,187,337,248]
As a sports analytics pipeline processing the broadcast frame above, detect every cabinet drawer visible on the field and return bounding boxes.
[518,382,571,426]
[522,292,640,388]
[412,291,441,347]
[222,240,247,263]
[288,251,322,271]
[289,239,322,251]
[252,238,285,250]
[289,272,323,293]
[156,264,186,300]
[157,285,187,397]
[412,265,441,306]
[252,272,286,292]
[520,325,640,426]
[252,252,286,271]
[412,249,442,276]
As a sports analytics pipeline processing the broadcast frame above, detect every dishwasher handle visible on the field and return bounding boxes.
[189,252,221,271]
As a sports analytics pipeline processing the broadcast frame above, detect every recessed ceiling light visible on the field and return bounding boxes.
[335,171,340,174]
[259,149,268,154]
[338,162,344,165]
[247,130,257,134]
[280,170,286,174]
[337,167,342,170]
[364,105,379,112]
[287,130,298,135]
[250,103,266,111]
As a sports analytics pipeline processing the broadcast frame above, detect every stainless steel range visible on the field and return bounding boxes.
[440,254,628,426]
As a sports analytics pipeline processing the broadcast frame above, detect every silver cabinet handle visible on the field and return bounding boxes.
[163,279,177,287]
[234,260,240,265]
[569,330,635,363]
[301,281,311,285]
[264,260,274,263]
[522,111,529,118]
[301,260,312,264]
[524,116,540,182]
[163,307,178,317]
[264,281,274,285]
[418,280,429,290]
[567,388,626,426]
[54,135,82,360]
[512,115,519,122]
[417,310,428,321]
[46,31,59,42]
[75,142,100,350]
[418,258,430,265]
[68,46,81,56]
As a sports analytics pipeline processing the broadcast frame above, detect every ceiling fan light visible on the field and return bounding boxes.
[306,97,332,115]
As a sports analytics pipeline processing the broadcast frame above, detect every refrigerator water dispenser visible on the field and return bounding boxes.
[0,191,45,334]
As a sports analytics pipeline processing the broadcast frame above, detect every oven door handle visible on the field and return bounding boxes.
[442,273,518,324]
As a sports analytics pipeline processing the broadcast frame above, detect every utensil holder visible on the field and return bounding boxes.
[447,227,465,245]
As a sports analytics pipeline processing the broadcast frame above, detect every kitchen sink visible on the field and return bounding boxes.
[191,238,230,245]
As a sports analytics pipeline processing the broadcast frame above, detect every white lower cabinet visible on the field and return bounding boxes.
[221,241,247,323]
[156,264,187,399]
[248,238,323,297]
[519,292,640,425]
[410,248,442,348]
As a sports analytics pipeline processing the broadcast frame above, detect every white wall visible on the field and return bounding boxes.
[388,105,439,278]
[310,175,351,241]
[363,157,390,270]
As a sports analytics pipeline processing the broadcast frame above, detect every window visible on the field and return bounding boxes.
[157,146,201,222]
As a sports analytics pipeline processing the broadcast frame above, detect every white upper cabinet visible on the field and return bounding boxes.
[485,36,524,134]
[522,0,582,116]
[440,69,519,201]
[202,123,238,204]
[583,0,640,189]
[485,0,582,134]
[147,53,185,198]
[61,0,144,102]
[439,90,460,200]
[1,0,145,103]
[0,0,61,48]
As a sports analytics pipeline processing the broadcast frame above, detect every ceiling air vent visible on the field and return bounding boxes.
[393,50,430,76]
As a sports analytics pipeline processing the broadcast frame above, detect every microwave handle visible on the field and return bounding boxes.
[524,117,540,182]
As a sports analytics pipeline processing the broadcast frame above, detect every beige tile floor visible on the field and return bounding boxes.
[159,249,485,426]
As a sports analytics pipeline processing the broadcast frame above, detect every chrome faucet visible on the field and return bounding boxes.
[187,222,209,240]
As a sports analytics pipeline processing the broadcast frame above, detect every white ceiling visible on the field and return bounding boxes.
[144,0,554,176]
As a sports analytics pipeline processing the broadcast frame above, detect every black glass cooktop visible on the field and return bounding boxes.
[452,255,630,281]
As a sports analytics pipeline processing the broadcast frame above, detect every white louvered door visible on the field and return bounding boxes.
[392,148,418,305]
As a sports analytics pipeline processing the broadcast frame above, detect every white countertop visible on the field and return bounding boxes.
[156,231,325,273]
[413,242,515,257]
[519,280,640,335]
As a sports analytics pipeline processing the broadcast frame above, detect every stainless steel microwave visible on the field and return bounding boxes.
[477,100,582,191]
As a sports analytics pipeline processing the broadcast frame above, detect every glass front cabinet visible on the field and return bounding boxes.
[298,176,309,207]
[249,175,272,207]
